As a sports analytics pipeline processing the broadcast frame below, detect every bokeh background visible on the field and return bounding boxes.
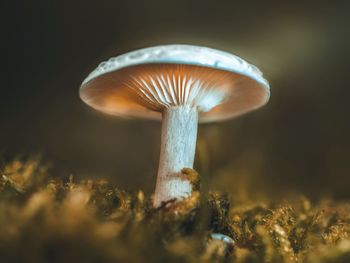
[3,0,350,200]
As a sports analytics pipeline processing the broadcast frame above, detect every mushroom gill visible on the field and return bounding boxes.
[124,64,233,112]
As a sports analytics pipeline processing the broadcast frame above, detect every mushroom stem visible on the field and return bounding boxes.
[153,106,198,207]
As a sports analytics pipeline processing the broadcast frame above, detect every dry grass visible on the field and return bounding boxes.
[0,158,349,263]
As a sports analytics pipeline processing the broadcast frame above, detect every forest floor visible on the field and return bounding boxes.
[0,157,349,263]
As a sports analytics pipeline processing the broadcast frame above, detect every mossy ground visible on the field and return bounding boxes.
[0,158,349,263]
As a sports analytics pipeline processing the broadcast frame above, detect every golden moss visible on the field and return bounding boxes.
[0,158,349,263]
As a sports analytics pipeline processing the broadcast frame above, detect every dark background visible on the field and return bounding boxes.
[3,0,350,200]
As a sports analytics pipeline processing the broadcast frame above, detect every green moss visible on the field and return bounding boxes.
[0,158,349,263]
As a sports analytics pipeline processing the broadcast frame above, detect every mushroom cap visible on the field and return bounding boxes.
[80,44,270,123]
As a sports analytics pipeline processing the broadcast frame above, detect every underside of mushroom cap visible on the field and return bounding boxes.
[80,45,270,123]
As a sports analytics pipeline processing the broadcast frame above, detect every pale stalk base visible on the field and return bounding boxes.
[153,107,198,207]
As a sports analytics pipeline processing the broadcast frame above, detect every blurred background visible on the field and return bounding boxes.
[2,0,350,201]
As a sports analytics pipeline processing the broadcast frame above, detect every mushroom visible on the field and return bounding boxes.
[79,45,270,207]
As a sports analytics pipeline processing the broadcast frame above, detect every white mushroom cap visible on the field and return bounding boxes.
[80,44,270,123]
